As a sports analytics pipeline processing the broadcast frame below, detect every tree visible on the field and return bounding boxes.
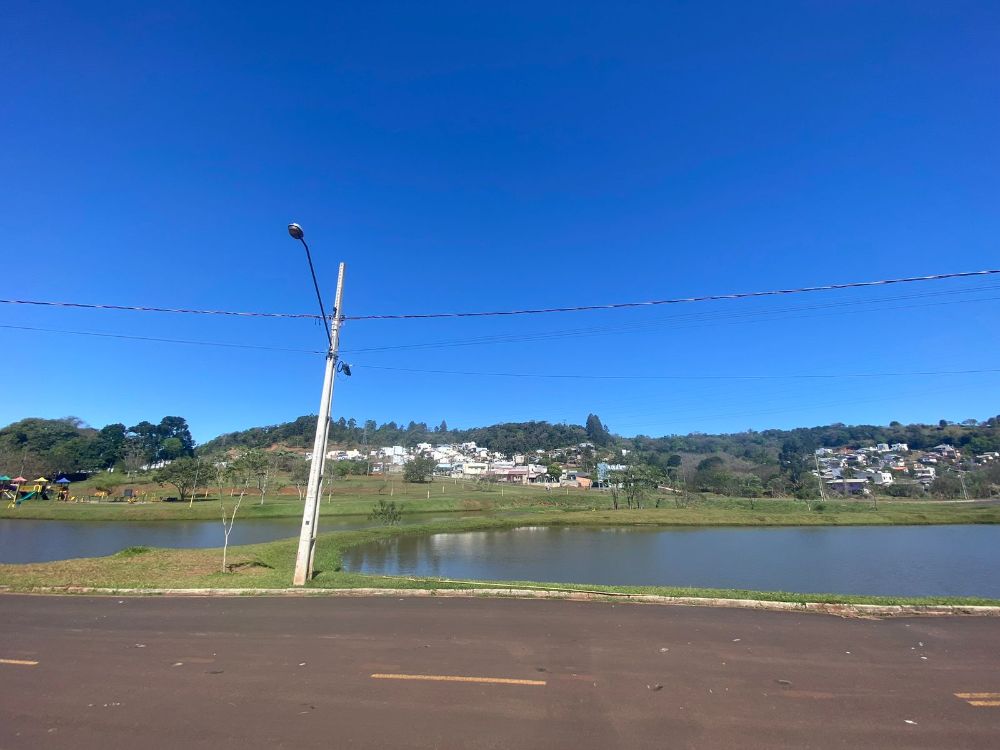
[733,474,764,509]
[404,454,436,483]
[692,456,732,494]
[95,423,127,468]
[127,421,160,462]
[585,414,611,446]
[290,460,311,501]
[608,463,662,509]
[215,463,250,573]
[121,438,147,477]
[546,463,563,483]
[930,474,963,499]
[155,457,209,504]
[159,437,185,461]
[230,449,270,506]
[765,475,789,498]
[158,416,195,455]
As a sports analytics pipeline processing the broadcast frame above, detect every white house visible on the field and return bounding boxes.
[860,469,894,485]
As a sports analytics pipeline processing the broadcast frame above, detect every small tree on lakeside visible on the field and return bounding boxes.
[154,457,209,505]
[403,454,437,483]
[216,451,261,573]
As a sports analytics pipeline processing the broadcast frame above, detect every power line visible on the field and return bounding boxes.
[2,268,998,322]
[354,363,1000,381]
[0,324,325,355]
[6,322,1000,382]
[0,300,321,319]
[343,286,1000,354]
[346,269,1000,320]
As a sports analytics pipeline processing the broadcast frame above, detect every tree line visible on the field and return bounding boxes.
[199,416,593,456]
[3,412,998,500]
[0,416,194,477]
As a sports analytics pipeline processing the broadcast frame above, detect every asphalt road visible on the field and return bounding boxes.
[1,595,998,749]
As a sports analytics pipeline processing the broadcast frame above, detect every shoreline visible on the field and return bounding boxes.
[3,585,999,618]
[2,514,1000,609]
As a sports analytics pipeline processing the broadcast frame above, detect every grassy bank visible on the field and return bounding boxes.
[2,514,999,607]
[4,484,1000,527]
[0,477,591,520]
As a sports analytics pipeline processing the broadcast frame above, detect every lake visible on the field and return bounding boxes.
[342,524,1000,598]
[0,515,465,564]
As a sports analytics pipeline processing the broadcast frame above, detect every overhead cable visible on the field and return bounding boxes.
[6,323,1000,381]
[345,269,1000,320]
[0,324,325,355]
[355,363,1000,381]
[1,269,998,322]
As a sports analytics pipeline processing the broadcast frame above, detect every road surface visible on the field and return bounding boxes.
[1,594,998,748]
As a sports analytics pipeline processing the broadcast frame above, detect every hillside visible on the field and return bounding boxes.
[3,413,998,497]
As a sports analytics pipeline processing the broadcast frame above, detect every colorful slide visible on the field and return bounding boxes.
[17,491,38,504]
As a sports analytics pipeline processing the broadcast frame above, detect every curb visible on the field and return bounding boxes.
[2,585,998,618]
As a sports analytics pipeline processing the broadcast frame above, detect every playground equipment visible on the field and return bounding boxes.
[1,476,73,507]
[0,475,13,507]
[54,476,71,501]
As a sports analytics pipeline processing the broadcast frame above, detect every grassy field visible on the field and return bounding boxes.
[2,514,998,607]
[4,474,1000,526]
[1,477,592,520]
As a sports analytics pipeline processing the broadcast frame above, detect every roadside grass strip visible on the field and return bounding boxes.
[371,673,546,686]
[955,692,1000,707]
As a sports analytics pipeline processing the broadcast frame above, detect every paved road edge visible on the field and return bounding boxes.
[2,585,999,618]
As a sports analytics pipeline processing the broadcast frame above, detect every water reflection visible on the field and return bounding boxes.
[343,525,1000,598]
[0,514,466,564]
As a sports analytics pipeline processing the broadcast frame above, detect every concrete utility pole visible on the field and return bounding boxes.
[293,262,345,585]
[286,221,347,587]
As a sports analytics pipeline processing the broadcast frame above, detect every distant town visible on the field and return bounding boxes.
[320,440,612,487]
[814,442,999,496]
[322,438,1000,496]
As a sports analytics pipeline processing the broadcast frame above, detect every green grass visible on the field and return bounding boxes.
[4,476,1000,527]
[1,476,593,520]
[2,513,999,607]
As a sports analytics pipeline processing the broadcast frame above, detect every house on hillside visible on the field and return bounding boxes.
[825,478,870,495]
[859,469,893,485]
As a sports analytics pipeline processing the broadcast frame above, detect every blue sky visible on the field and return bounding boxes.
[2,1,998,442]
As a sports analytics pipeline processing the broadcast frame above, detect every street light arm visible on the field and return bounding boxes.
[298,237,333,347]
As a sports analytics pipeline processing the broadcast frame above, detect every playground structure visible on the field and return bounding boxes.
[2,476,72,508]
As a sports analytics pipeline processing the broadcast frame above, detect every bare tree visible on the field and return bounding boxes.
[122,439,146,478]
[290,460,310,502]
[216,463,250,573]
[243,449,271,506]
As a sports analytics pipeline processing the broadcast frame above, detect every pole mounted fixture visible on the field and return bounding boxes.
[288,222,348,586]
[288,222,332,346]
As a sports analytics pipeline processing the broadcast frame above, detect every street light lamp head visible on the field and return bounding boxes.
[287,223,305,240]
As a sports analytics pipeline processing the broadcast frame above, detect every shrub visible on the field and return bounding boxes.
[369,499,402,525]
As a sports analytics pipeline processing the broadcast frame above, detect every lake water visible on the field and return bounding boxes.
[342,525,1000,598]
[0,515,464,564]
